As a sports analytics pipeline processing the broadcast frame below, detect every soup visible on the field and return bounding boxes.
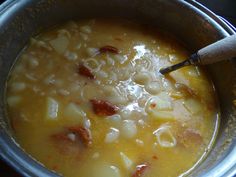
[6,19,219,177]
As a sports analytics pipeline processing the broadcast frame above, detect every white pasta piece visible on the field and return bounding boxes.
[135,58,153,70]
[106,54,115,66]
[86,47,99,57]
[120,152,133,170]
[145,92,174,120]
[46,97,59,120]
[25,73,37,81]
[68,82,81,92]
[38,41,52,51]
[116,65,134,81]
[148,92,173,110]
[147,111,174,122]
[138,94,150,107]
[169,91,184,99]
[64,103,86,121]
[187,67,200,77]
[49,35,69,54]
[75,43,82,50]
[106,114,122,124]
[168,54,178,63]
[183,98,202,114]
[108,72,118,83]
[145,81,162,94]
[58,89,70,96]
[96,70,108,79]
[58,29,71,38]
[7,96,21,107]
[92,152,100,159]
[32,86,40,94]
[64,51,78,61]
[28,57,39,68]
[133,72,151,85]
[44,74,55,85]
[79,25,92,34]
[153,125,176,148]
[10,82,26,92]
[135,139,144,146]
[105,128,120,143]
[94,80,101,85]
[67,133,76,142]
[133,45,146,59]
[103,85,118,97]
[84,119,91,129]
[161,77,175,91]
[120,109,131,120]
[31,38,52,51]
[127,94,136,102]
[100,60,106,65]
[138,119,148,128]
[80,32,88,41]
[103,86,127,105]
[121,120,137,139]
[120,107,146,120]
[84,58,101,72]
[117,70,130,81]
[114,54,127,64]
[92,164,120,177]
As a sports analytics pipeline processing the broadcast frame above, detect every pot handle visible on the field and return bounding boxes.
[218,16,236,33]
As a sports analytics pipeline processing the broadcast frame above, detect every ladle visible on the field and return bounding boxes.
[160,34,236,74]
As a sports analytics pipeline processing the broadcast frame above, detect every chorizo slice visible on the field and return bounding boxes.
[90,99,119,116]
[99,45,119,54]
[77,63,95,79]
[132,163,150,177]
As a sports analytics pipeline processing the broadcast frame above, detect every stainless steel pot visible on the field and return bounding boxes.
[0,0,235,176]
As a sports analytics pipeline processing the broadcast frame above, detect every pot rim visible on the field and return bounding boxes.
[0,0,235,177]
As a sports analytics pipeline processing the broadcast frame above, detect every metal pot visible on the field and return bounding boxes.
[0,0,235,176]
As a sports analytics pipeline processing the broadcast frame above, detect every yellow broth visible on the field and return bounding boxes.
[6,19,219,177]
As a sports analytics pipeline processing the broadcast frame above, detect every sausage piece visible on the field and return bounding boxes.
[99,45,119,54]
[90,99,119,116]
[78,63,95,79]
[132,163,149,177]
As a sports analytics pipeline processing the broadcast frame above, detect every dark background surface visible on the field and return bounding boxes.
[198,0,236,26]
[0,0,236,177]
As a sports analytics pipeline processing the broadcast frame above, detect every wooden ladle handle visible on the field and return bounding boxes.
[197,34,236,65]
